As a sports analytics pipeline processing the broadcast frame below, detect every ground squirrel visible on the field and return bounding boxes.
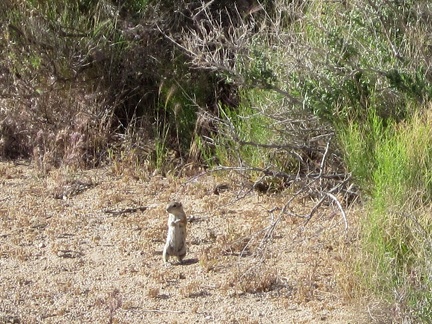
[163,201,187,264]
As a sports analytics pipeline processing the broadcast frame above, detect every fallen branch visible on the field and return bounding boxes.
[104,206,148,216]
[141,309,186,314]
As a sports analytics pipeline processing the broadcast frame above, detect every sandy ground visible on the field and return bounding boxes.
[0,162,376,323]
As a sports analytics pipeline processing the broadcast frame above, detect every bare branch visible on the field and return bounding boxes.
[325,192,348,231]
[141,309,186,314]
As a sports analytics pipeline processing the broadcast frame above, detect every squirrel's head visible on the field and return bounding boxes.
[166,201,184,215]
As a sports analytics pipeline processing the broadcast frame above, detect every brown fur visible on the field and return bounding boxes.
[163,201,187,264]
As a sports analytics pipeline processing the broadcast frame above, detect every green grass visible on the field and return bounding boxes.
[339,109,432,319]
[210,90,286,171]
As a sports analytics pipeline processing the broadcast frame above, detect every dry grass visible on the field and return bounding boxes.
[0,162,375,323]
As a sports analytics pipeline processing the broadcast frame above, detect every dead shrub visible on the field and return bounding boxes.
[228,263,280,294]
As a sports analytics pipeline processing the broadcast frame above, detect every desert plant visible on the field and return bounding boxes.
[340,108,432,320]
[0,0,122,167]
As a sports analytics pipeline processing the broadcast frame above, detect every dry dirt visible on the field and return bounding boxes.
[0,162,376,323]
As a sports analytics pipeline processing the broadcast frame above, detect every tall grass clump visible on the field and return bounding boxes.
[210,90,274,168]
[340,108,432,320]
[337,113,387,192]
